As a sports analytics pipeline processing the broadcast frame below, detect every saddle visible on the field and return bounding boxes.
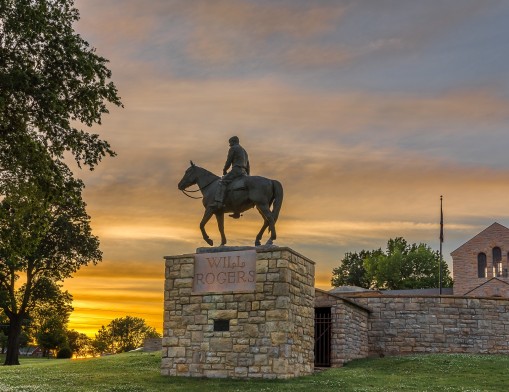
[228,176,247,192]
[225,176,248,219]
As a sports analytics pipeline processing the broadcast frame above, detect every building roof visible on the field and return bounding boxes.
[316,288,372,313]
[451,222,509,256]
[382,288,454,295]
[329,285,374,294]
[463,277,509,296]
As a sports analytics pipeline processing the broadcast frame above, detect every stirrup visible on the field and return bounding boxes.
[229,212,242,219]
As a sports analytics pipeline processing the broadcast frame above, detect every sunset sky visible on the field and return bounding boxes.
[65,0,509,336]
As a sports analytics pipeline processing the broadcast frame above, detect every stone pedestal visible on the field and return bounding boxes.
[161,246,315,379]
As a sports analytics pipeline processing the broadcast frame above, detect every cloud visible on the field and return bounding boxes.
[66,0,509,334]
[72,74,509,239]
[76,0,352,71]
[95,77,509,141]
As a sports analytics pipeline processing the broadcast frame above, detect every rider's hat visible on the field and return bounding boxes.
[229,136,239,144]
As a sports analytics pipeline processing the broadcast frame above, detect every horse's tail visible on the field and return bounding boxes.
[271,180,284,222]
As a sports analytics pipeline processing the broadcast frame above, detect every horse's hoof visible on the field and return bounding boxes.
[255,240,261,247]
[265,239,273,246]
[205,238,213,246]
[220,242,226,247]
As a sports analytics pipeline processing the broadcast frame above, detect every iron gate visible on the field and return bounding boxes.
[314,307,332,367]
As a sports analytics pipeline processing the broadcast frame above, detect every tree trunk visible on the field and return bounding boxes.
[4,316,23,366]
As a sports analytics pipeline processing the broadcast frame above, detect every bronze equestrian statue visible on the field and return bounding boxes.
[177,138,283,247]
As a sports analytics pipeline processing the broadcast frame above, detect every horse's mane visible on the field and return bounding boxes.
[195,165,220,180]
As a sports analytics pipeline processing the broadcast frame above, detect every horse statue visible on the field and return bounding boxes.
[178,161,283,247]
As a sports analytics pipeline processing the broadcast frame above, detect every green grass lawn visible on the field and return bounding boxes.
[1,352,509,391]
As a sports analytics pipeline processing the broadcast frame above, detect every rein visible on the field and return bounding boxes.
[180,178,217,199]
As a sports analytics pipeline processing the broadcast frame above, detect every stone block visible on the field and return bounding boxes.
[233,344,249,353]
[271,332,287,345]
[276,296,290,309]
[272,358,288,374]
[273,283,290,296]
[180,263,194,278]
[266,309,289,321]
[195,315,208,325]
[191,331,203,342]
[256,261,268,273]
[267,273,280,281]
[210,337,233,351]
[254,353,268,366]
[244,324,259,337]
[260,300,276,310]
[163,336,179,346]
[204,370,229,378]
[177,364,189,374]
[208,309,238,319]
[167,347,186,358]
[174,278,193,288]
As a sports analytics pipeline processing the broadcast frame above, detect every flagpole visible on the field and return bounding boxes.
[439,195,443,295]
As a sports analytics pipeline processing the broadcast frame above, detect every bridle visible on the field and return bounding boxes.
[180,177,217,199]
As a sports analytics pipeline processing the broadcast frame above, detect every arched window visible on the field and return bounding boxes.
[493,247,502,277]
[493,247,502,263]
[478,253,487,278]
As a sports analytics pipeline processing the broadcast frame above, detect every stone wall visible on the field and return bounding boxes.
[162,247,315,379]
[315,290,369,366]
[350,295,509,356]
[143,338,162,352]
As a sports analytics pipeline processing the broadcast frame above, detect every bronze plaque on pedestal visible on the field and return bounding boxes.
[193,250,256,293]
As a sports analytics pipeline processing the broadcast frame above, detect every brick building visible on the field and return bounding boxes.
[451,222,509,297]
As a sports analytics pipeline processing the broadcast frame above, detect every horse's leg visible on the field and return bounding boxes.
[255,220,269,247]
[215,212,227,246]
[256,204,276,246]
[200,208,215,246]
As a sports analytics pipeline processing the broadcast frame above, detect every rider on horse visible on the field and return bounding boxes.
[213,136,250,218]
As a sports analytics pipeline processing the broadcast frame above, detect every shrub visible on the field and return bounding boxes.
[57,347,72,359]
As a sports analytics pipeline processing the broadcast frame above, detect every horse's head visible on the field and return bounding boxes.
[177,161,198,190]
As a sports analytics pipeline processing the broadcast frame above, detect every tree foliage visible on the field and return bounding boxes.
[0,0,121,365]
[365,237,453,290]
[35,315,67,357]
[0,311,7,353]
[331,249,382,288]
[66,329,92,358]
[27,284,73,351]
[332,237,453,290]
[0,176,101,364]
[0,0,122,182]
[93,316,160,354]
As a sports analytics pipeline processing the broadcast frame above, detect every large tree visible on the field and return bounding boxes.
[0,0,121,365]
[0,0,121,182]
[331,237,453,290]
[36,315,68,357]
[25,280,74,354]
[0,175,101,364]
[93,316,160,354]
[66,329,92,358]
[364,237,453,290]
[331,249,382,288]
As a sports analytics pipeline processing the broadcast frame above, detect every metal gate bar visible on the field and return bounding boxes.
[314,307,331,367]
